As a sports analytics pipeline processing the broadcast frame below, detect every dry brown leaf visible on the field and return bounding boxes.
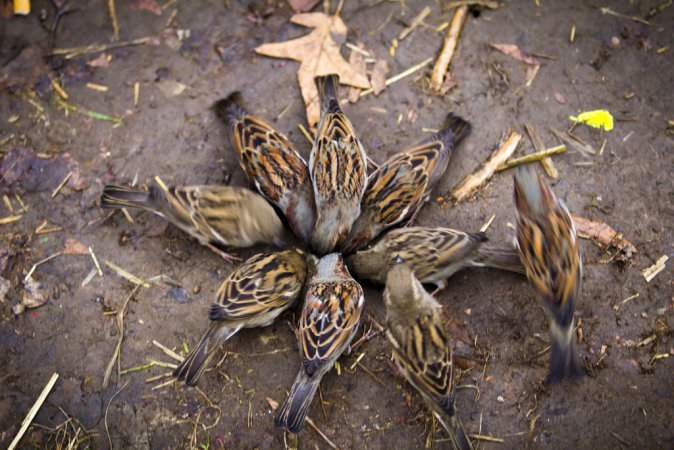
[439,73,458,94]
[266,397,280,410]
[490,43,541,65]
[370,59,390,96]
[348,44,367,103]
[554,92,567,104]
[287,0,320,13]
[255,12,370,126]
[87,53,111,68]
[129,0,162,15]
[63,237,88,255]
[572,215,637,260]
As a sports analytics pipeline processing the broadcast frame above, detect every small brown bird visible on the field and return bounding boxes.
[385,262,473,450]
[275,253,364,433]
[173,249,312,385]
[514,166,584,381]
[214,93,316,243]
[101,184,284,261]
[346,226,524,292]
[309,74,368,255]
[342,114,470,253]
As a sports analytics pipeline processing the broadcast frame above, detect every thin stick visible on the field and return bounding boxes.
[305,416,340,450]
[88,246,103,276]
[446,1,499,9]
[0,215,22,225]
[103,284,143,388]
[108,0,119,41]
[8,373,60,450]
[152,340,184,362]
[298,124,315,145]
[105,380,129,450]
[50,36,153,59]
[450,130,522,203]
[24,252,63,282]
[469,434,505,443]
[524,123,558,178]
[430,5,468,91]
[104,260,150,287]
[495,144,566,172]
[357,362,386,386]
[360,57,433,97]
[599,7,650,25]
[480,214,496,232]
[51,172,73,198]
[398,6,431,40]
[133,82,140,107]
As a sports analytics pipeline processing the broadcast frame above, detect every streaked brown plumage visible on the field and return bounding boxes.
[346,226,524,291]
[100,184,284,261]
[214,93,316,243]
[309,74,368,255]
[385,263,473,450]
[173,249,312,385]
[514,165,584,381]
[342,114,471,253]
[275,253,364,433]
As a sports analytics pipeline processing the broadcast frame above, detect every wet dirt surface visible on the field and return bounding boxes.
[1,0,673,449]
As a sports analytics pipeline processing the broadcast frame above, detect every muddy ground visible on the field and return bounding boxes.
[1,0,672,449]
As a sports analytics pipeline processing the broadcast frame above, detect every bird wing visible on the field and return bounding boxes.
[232,115,310,206]
[363,144,443,227]
[299,279,364,376]
[390,312,455,415]
[385,227,487,281]
[310,108,367,203]
[209,252,307,321]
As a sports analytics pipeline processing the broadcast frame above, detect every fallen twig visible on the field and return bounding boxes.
[571,215,637,260]
[446,1,499,9]
[24,252,63,282]
[152,339,184,362]
[8,373,60,450]
[599,6,650,25]
[108,0,119,41]
[103,284,143,388]
[642,256,668,283]
[360,57,433,97]
[105,380,129,450]
[430,5,469,91]
[524,123,558,178]
[50,36,154,59]
[104,260,150,287]
[306,416,340,450]
[550,127,595,156]
[449,129,522,203]
[496,144,566,172]
[398,6,431,40]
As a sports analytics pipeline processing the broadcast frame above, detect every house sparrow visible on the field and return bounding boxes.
[173,249,312,385]
[514,166,584,381]
[385,262,473,450]
[101,184,284,261]
[214,93,316,243]
[342,113,471,253]
[345,226,524,292]
[309,74,368,255]
[275,253,364,433]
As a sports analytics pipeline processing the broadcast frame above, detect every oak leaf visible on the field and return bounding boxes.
[255,12,370,126]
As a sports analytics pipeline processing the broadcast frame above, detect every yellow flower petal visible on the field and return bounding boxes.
[569,109,614,131]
